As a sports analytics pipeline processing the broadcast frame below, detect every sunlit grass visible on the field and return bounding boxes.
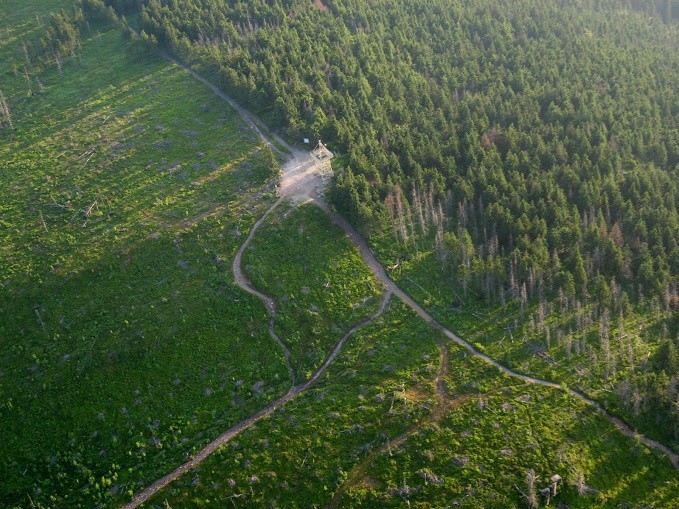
[0,4,284,507]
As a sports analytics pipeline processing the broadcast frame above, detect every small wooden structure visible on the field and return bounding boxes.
[311,140,334,182]
[539,474,563,505]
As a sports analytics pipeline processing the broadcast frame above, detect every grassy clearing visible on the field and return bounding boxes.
[444,343,523,398]
[143,297,677,508]
[1,15,274,283]
[243,203,382,381]
[145,300,441,508]
[336,361,677,508]
[377,240,679,452]
[1,2,286,507]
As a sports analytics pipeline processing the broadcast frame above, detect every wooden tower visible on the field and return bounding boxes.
[311,140,334,181]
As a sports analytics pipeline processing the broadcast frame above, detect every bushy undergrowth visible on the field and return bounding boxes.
[243,204,382,381]
[381,241,679,452]
[342,383,677,508]
[1,2,283,506]
[147,300,440,508]
[2,2,676,508]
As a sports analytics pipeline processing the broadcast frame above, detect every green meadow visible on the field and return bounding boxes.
[242,204,382,381]
[1,2,285,506]
[147,209,677,508]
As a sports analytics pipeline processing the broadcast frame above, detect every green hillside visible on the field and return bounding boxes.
[1,0,678,507]
[109,0,679,448]
[0,2,286,506]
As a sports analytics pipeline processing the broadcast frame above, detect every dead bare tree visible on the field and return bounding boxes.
[0,89,12,128]
[385,192,399,245]
[434,200,446,261]
[599,308,611,377]
[394,185,410,244]
[22,42,32,71]
[520,282,528,314]
[23,65,32,95]
[566,330,573,360]
[516,469,539,508]
[575,471,587,496]
[412,185,427,237]
[54,50,63,74]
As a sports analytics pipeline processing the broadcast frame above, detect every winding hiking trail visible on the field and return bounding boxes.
[122,43,677,509]
[231,196,295,384]
[319,201,679,469]
[123,291,391,509]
